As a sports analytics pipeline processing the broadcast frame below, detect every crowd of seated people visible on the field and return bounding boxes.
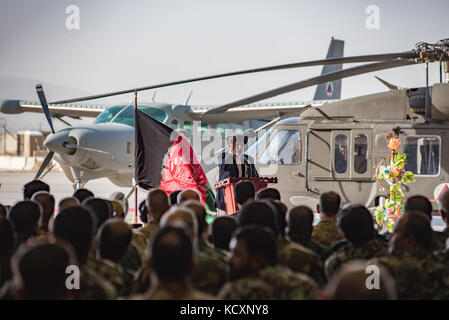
[1,179,449,300]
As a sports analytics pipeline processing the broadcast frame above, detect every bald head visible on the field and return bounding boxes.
[177,189,200,204]
[58,197,79,212]
[31,191,55,225]
[145,189,169,223]
[286,205,314,242]
[160,207,198,241]
[97,218,132,262]
[324,261,397,300]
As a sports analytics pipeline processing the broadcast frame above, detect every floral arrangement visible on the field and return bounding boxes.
[373,133,415,232]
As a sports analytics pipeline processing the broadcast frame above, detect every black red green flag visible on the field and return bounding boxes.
[134,108,216,211]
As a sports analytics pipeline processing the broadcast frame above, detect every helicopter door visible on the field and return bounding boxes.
[306,129,332,195]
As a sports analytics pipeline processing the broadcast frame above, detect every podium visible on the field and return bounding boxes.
[215,177,278,215]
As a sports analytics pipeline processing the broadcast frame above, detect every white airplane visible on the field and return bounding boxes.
[0,38,345,191]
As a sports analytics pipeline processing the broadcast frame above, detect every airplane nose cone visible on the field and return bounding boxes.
[44,131,76,155]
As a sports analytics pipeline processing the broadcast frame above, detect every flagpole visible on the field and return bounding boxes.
[133,88,138,225]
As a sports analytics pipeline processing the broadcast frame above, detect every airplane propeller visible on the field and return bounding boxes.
[34,84,55,180]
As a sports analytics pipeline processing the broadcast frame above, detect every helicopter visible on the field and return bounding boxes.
[203,39,449,211]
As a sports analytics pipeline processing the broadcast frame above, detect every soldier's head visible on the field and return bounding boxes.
[338,204,375,245]
[0,203,8,218]
[286,205,314,242]
[177,189,200,204]
[318,191,341,217]
[149,225,194,283]
[256,188,281,201]
[51,206,94,265]
[169,190,182,206]
[405,195,432,220]
[322,260,397,300]
[182,200,207,240]
[82,198,112,233]
[268,200,287,238]
[72,188,94,204]
[211,216,237,251]
[438,189,449,225]
[97,218,132,262]
[31,191,55,227]
[160,206,198,245]
[23,180,50,200]
[234,180,255,207]
[0,217,15,256]
[145,189,170,223]
[228,226,278,280]
[11,238,77,300]
[58,197,79,212]
[238,200,279,238]
[8,201,41,242]
[389,211,433,256]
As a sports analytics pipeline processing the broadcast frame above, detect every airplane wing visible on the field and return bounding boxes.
[0,100,106,118]
[190,101,325,123]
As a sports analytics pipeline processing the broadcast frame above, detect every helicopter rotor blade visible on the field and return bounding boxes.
[49,51,416,104]
[203,58,416,115]
[36,84,55,134]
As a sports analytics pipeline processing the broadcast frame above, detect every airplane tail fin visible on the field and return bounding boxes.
[313,37,344,101]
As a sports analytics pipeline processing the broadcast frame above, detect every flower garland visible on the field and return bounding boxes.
[373,133,415,233]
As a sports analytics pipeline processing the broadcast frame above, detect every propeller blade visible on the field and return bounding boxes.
[203,59,416,115]
[49,51,416,104]
[36,84,55,133]
[34,151,54,180]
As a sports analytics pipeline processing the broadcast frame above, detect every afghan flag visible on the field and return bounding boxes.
[134,107,216,212]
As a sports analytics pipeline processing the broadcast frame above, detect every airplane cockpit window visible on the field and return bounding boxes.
[334,134,348,174]
[404,136,440,175]
[246,127,274,159]
[258,130,301,165]
[354,134,368,174]
[110,105,169,127]
[93,105,127,124]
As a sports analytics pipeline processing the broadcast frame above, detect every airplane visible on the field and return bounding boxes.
[1,38,345,192]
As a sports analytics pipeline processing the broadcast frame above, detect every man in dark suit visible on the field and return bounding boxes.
[215,135,258,216]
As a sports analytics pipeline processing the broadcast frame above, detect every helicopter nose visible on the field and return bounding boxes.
[44,131,76,155]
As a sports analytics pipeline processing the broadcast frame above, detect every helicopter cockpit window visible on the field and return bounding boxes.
[111,106,169,127]
[354,134,368,174]
[404,136,440,176]
[258,130,301,165]
[334,134,348,174]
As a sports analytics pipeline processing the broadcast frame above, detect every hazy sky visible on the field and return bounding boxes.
[1,0,449,106]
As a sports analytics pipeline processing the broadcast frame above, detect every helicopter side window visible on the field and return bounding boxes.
[334,134,348,174]
[354,134,368,174]
[258,130,301,165]
[404,136,440,176]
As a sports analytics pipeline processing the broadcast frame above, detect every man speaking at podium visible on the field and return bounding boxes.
[215,135,259,216]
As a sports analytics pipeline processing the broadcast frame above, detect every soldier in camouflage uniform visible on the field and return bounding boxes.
[286,205,330,261]
[52,206,118,299]
[218,226,318,300]
[311,191,343,247]
[325,204,388,278]
[87,219,135,297]
[132,189,170,257]
[405,195,448,251]
[131,225,213,300]
[369,211,445,300]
